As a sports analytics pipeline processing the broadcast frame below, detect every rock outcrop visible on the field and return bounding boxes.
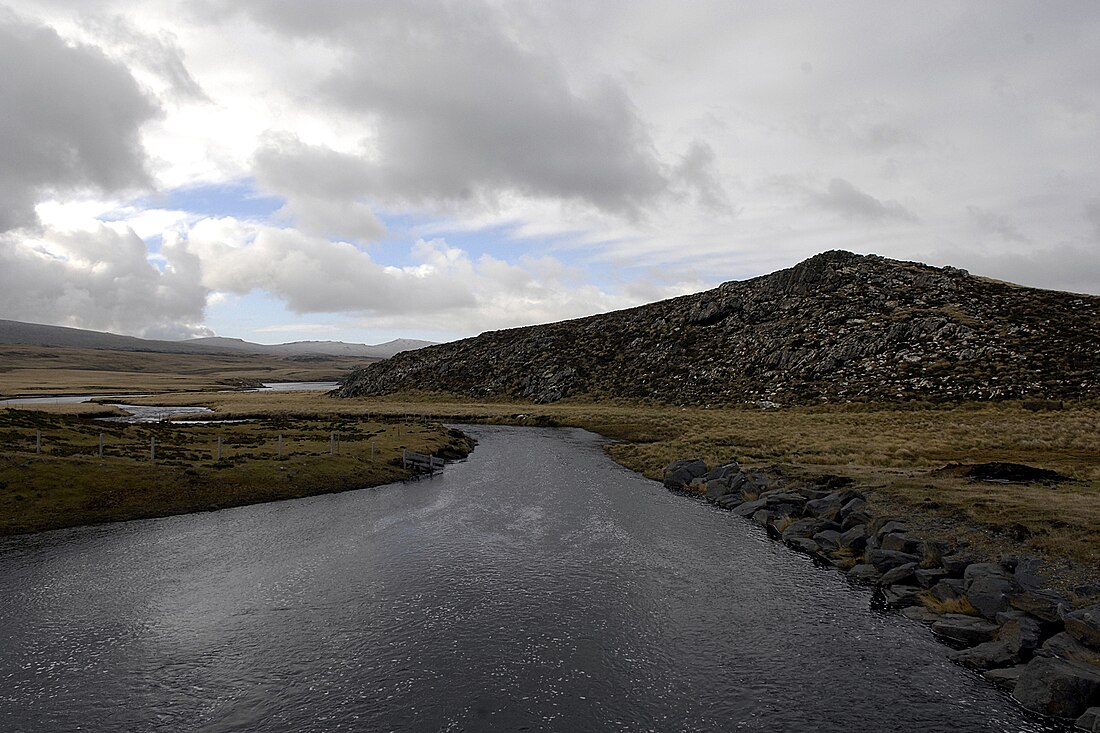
[336,251,1100,405]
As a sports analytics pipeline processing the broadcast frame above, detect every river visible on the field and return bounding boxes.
[0,426,1063,732]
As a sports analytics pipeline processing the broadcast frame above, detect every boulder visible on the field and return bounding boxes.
[731,498,768,517]
[786,537,820,555]
[866,548,921,573]
[1077,707,1100,732]
[995,614,1044,655]
[929,578,966,602]
[751,509,774,527]
[1012,556,1045,592]
[1011,589,1071,623]
[983,666,1025,691]
[880,584,923,609]
[782,517,823,540]
[1065,606,1100,651]
[932,615,1000,646]
[941,553,973,577]
[1040,633,1100,667]
[965,566,1018,621]
[716,492,744,509]
[901,606,941,623]
[880,532,922,555]
[804,493,845,521]
[1012,656,1100,718]
[914,568,949,589]
[839,497,867,522]
[839,524,868,550]
[664,459,708,489]
[813,529,843,552]
[704,461,740,485]
[873,519,909,539]
[947,640,1019,670]
[842,509,875,532]
[878,562,918,587]
[846,564,882,584]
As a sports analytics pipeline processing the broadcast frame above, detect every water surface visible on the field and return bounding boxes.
[0,426,1062,732]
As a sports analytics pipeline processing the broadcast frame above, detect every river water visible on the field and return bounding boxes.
[0,426,1062,732]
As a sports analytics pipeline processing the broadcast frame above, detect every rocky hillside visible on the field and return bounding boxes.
[335,251,1100,405]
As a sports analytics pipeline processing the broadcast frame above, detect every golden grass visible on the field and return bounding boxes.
[0,408,471,536]
[919,592,980,616]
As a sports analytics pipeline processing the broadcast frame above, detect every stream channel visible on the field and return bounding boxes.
[0,425,1067,732]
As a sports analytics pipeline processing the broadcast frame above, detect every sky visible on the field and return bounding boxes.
[1,1,1098,345]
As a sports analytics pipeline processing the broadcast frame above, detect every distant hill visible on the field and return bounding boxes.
[336,250,1100,405]
[0,321,433,360]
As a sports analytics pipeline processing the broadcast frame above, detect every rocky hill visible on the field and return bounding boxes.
[335,251,1100,405]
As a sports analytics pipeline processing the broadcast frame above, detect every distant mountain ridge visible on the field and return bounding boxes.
[336,250,1100,405]
[0,320,433,360]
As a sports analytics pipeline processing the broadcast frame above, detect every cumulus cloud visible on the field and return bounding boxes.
[84,14,209,103]
[233,0,672,221]
[817,178,919,222]
[0,224,209,338]
[0,9,156,231]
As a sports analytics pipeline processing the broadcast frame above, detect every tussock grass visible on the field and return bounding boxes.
[919,592,980,616]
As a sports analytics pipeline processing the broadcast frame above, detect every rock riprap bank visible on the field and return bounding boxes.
[664,458,1100,726]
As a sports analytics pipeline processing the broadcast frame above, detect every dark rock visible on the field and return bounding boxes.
[786,537,820,555]
[983,666,1025,691]
[878,562,918,587]
[1013,556,1045,592]
[1041,633,1100,667]
[664,459,708,489]
[716,492,744,509]
[914,568,949,589]
[880,532,922,555]
[941,553,973,577]
[839,524,868,550]
[932,615,1000,646]
[1012,656,1100,718]
[704,461,740,485]
[880,584,923,609]
[804,493,844,521]
[839,497,867,522]
[751,509,774,527]
[1011,590,1071,623]
[930,578,966,602]
[1065,606,1100,651]
[964,562,1008,584]
[782,518,822,540]
[793,486,834,501]
[813,529,843,552]
[964,564,1018,621]
[920,540,952,568]
[846,564,882,584]
[997,616,1044,655]
[866,548,921,573]
[901,606,940,623]
[1077,707,1100,732]
[874,519,909,539]
[948,640,1019,670]
[731,498,768,517]
[842,510,875,532]
[940,461,1067,484]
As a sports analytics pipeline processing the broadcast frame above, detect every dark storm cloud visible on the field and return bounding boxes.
[0,9,157,231]
[817,178,918,223]
[227,0,673,218]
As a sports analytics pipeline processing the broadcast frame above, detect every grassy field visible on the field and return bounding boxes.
[0,406,473,536]
[0,344,367,397]
[2,357,1096,588]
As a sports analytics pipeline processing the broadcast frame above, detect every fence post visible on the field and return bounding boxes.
[371,440,375,463]
[150,436,156,461]
[217,434,222,461]
[36,430,41,454]
[99,433,104,459]
[278,433,283,457]
[330,432,335,455]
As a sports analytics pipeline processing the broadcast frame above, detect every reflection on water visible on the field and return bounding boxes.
[0,426,1064,732]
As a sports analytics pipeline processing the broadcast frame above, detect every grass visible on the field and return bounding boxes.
[0,408,473,536]
[919,592,980,616]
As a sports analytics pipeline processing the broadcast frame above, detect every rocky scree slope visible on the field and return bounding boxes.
[335,251,1100,405]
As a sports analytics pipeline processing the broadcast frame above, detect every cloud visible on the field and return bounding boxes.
[84,14,209,103]
[1086,199,1100,240]
[966,205,1031,244]
[0,223,209,338]
[0,9,157,231]
[817,178,919,222]
[232,0,671,219]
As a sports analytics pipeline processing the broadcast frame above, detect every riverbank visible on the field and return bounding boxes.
[0,408,474,536]
[659,457,1100,723]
